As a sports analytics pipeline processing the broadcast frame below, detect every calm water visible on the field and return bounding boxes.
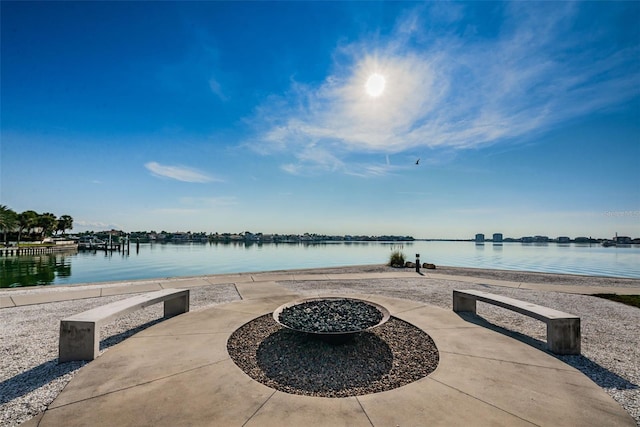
[1,241,639,287]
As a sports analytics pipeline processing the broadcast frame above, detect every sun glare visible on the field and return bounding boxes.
[365,73,386,97]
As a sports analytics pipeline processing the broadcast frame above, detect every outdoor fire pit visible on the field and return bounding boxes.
[273,297,391,344]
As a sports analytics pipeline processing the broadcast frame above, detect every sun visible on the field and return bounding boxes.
[365,73,386,97]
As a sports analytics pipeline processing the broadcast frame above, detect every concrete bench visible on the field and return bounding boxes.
[453,289,580,355]
[59,288,189,363]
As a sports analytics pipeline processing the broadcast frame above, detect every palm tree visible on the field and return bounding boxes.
[17,210,38,245]
[0,205,17,246]
[57,215,74,236]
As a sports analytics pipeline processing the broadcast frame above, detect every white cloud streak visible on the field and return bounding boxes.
[75,220,122,231]
[178,196,238,207]
[249,3,639,176]
[145,161,220,183]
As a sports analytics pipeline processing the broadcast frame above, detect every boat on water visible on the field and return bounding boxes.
[77,236,105,250]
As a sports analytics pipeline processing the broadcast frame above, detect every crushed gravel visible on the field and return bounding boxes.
[433,265,640,288]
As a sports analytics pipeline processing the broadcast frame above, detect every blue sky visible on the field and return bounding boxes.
[1,1,639,239]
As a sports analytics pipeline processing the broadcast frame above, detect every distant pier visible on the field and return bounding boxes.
[77,242,124,252]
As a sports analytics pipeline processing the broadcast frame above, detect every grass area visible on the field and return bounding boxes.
[593,294,640,309]
[388,250,406,267]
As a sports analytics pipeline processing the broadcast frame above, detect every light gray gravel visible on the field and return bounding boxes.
[433,265,640,288]
[1,267,639,426]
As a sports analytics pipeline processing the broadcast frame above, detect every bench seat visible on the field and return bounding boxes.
[59,288,189,362]
[453,289,580,355]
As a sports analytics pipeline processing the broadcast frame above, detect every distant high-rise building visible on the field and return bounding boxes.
[492,233,503,243]
[475,233,485,243]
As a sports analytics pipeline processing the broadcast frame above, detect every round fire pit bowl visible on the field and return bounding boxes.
[273,297,391,344]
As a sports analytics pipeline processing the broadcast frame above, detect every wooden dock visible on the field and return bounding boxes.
[77,243,123,252]
[2,237,134,257]
[0,244,79,257]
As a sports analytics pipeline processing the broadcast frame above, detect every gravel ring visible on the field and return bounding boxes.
[227,314,439,398]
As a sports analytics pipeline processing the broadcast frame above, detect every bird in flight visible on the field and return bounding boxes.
[415,158,420,165]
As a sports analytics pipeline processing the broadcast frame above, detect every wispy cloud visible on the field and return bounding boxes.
[151,208,200,216]
[75,220,122,230]
[150,196,238,217]
[156,26,229,102]
[178,196,238,207]
[249,3,639,175]
[145,161,220,183]
[208,77,228,101]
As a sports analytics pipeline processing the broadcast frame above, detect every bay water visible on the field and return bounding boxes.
[1,241,639,288]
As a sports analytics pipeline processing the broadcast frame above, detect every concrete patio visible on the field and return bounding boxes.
[17,273,636,426]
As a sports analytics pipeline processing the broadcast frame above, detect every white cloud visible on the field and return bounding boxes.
[75,220,122,231]
[144,161,220,183]
[178,196,238,207]
[345,164,396,178]
[151,208,200,215]
[281,163,303,175]
[209,77,228,101]
[249,3,639,175]
[156,26,229,103]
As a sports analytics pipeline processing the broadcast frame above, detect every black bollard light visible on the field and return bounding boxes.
[416,253,420,273]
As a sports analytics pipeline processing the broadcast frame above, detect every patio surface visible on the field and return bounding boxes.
[16,272,638,426]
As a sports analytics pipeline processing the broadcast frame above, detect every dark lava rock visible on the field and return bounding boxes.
[278,299,383,333]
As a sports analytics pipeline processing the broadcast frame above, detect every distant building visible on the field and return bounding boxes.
[616,236,632,244]
[557,236,571,243]
[475,233,485,243]
[521,236,533,243]
[533,235,549,243]
[172,232,190,242]
[243,231,259,242]
[492,233,503,243]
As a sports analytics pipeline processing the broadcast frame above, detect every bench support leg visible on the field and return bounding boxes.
[453,291,477,313]
[547,318,581,355]
[164,294,189,317]
[59,321,98,362]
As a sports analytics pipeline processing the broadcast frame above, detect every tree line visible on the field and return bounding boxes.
[0,205,73,245]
